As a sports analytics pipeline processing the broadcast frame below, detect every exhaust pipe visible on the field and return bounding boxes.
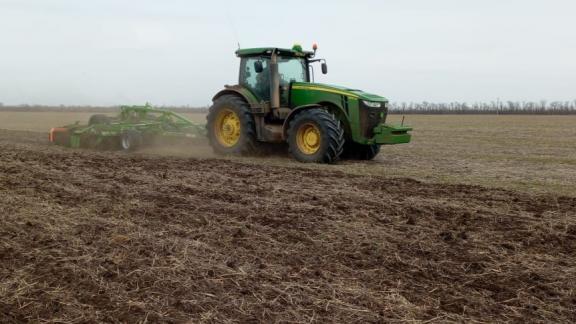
[270,49,281,109]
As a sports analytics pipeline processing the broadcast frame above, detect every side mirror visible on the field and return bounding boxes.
[254,61,263,73]
[321,62,328,74]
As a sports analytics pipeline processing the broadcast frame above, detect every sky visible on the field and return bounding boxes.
[0,0,575,106]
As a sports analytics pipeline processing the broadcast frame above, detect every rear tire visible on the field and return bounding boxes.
[207,95,258,155]
[287,109,344,163]
[89,114,111,125]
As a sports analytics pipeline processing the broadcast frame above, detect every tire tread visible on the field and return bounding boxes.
[287,109,344,163]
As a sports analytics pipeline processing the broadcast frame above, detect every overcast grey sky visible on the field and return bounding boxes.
[0,0,575,106]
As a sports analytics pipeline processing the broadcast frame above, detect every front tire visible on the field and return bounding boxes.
[207,95,258,155]
[287,109,344,163]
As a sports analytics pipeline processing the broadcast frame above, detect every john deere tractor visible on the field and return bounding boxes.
[207,44,411,163]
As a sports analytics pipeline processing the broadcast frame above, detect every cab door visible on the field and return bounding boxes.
[239,57,270,102]
[278,57,308,107]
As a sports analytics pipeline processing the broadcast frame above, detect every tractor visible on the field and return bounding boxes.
[207,44,412,163]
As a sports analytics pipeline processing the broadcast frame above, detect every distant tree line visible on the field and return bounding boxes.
[1,100,576,114]
[389,100,576,115]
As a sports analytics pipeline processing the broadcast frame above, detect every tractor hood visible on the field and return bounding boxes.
[292,82,388,102]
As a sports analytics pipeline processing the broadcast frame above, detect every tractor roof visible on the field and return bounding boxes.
[235,47,315,58]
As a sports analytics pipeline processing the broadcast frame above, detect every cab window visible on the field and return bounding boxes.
[240,57,270,101]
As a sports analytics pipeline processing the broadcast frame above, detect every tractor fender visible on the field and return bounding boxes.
[212,85,259,106]
[281,104,323,139]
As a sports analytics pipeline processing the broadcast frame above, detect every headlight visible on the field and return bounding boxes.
[362,100,382,108]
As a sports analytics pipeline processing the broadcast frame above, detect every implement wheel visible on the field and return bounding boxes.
[207,95,258,155]
[119,130,142,152]
[287,109,344,163]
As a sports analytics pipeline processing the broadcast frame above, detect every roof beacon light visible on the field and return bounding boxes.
[312,43,318,51]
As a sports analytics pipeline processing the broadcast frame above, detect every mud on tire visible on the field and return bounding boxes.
[287,109,344,163]
[207,95,258,155]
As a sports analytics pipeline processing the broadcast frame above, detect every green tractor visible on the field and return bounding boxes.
[207,44,411,163]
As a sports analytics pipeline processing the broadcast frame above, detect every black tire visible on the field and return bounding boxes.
[89,114,111,125]
[287,109,344,163]
[119,130,143,152]
[206,95,258,155]
[351,143,381,160]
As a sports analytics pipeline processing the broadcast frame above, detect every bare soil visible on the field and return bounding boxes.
[1,129,575,323]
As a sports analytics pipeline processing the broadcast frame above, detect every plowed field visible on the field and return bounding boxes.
[1,129,575,323]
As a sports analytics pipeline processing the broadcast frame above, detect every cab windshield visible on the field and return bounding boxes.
[278,57,308,85]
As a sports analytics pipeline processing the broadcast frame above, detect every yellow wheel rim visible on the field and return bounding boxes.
[214,109,241,147]
[296,123,321,155]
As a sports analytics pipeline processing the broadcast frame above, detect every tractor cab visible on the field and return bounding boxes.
[235,45,326,111]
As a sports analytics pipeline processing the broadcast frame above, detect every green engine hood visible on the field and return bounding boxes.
[292,82,388,102]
